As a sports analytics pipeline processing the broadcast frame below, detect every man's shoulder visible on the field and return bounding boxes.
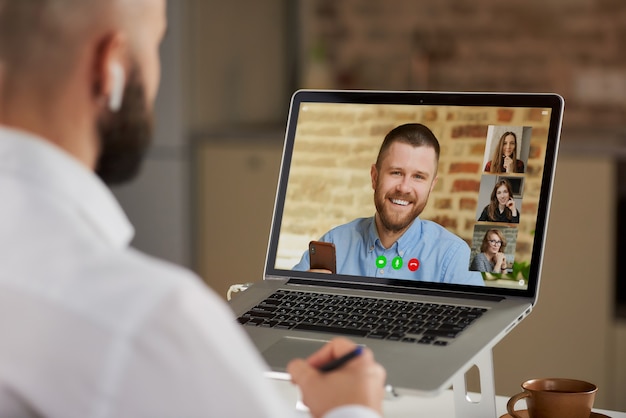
[113,248,196,280]
[84,248,202,299]
[1,244,212,346]
[60,248,208,331]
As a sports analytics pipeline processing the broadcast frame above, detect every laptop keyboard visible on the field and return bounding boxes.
[237,290,487,346]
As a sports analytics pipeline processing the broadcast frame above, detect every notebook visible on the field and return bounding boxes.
[228,89,564,395]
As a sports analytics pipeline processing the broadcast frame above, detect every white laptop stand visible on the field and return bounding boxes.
[451,345,497,418]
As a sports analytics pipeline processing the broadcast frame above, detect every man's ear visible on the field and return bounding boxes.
[370,164,378,190]
[430,175,439,193]
[93,32,127,112]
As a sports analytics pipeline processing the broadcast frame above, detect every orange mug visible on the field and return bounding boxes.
[507,378,597,418]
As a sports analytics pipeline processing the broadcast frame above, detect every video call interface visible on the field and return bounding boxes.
[271,101,554,291]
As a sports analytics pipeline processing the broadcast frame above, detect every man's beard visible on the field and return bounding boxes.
[95,66,152,185]
[373,187,427,234]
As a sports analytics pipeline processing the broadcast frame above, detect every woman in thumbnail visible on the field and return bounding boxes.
[484,131,525,173]
[478,179,520,223]
[470,229,508,273]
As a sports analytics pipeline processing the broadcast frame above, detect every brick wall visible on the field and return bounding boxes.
[298,0,626,130]
[275,102,551,272]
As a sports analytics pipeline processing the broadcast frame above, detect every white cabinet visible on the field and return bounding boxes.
[194,137,283,299]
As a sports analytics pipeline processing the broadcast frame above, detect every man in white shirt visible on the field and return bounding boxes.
[0,1,386,417]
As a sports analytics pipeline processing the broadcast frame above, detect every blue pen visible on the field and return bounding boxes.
[318,346,364,373]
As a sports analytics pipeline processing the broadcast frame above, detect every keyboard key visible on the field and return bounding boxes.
[246,310,274,319]
[423,329,460,338]
[367,331,389,339]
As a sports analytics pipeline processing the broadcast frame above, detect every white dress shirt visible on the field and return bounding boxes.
[0,126,379,418]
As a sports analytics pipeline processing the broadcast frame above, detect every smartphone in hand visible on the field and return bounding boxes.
[309,241,336,274]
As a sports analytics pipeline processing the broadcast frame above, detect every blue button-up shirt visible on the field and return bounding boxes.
[293,216,484,286]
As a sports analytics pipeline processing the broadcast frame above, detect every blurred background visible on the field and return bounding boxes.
[110,0,626,410]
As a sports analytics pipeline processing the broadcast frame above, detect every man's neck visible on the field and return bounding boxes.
[0,87,99,171]
[374,214,412,249]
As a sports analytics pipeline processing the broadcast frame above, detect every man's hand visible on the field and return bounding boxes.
[287,337,386,418]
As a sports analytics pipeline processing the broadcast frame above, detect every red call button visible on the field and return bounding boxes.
[408,258,420,272]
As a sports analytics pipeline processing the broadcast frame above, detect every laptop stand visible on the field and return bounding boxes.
[451,345,497,417]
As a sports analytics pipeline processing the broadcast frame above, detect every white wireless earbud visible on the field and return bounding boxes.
[108,62,125,112]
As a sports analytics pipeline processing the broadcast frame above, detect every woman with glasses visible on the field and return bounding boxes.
[478,179,520,223]
[470,229,508,273]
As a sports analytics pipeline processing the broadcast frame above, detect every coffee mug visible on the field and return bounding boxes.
[507,378,597,418]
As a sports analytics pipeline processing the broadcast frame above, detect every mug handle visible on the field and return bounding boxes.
[507,391,531,418]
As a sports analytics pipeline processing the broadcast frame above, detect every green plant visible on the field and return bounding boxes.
[480,260,530,282]
[512,260,531,281]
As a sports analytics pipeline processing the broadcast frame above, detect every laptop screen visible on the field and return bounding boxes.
[265,90,563,298]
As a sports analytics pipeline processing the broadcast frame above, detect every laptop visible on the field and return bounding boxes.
[228,89,564,396]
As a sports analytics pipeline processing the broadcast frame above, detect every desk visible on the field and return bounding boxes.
[271,379,626,417]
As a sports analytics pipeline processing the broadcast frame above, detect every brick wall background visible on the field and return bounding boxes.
[298,0,626,131]
[275,102,551,278]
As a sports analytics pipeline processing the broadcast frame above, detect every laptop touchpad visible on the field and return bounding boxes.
[262,337,329,370]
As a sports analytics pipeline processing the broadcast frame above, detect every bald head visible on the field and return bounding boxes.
[0,1,110,97]
[0,0,158,101]
[0,0,166,182]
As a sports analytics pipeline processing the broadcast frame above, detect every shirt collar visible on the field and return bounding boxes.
[0,125,134,248]
[366,215,423,253]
